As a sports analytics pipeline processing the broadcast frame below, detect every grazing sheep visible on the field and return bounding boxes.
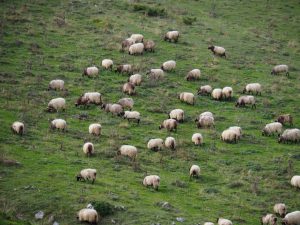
[117,145,137,161]
[147,69,165,80]
[161,60,176,71]
[262,122,283,136]
[11,121,24,135]
[271,65,289,76]
[129,43,144,55]
[76,168,97,184]
[192,133,203,146]
[83,142,94,156]
[83,66,99,77]
[291,175,300,188]
[275,114,293,126]
[243,83,262,95]
[128,74,142,86]
[101,103,112,113]
[123,111,140,124]
[102,59,113,70]
[261,214,277,225]
[84,92,102,105]
[48,79,65,91]
[143,175,160,190]
[196,111,214,120]
[164,31,179,43]
[143,40,155,52]
[212,88,222,100]
[179,92,195,105]
[204,223,215,225]
[189,165,200,179]
[164,137,176,150]
[186,69,201,81]
[75,95,89,108]
[196,115,215,129]
[273,203,287,218]
[235,95,256,108]
[77,208,99,224]
[222,87,233,100]
[116,64,132,75]
[50,119,67,131]
[208,45,226,58]
[122,82,136,95]
[221,129,238,143]
[147,138,164,151]
[130,33,144,43]
[198,85,212,95]
[121,38,135,51]
[159,119,178,132]
[228,126,242,139]
[169,109,185,122]
[47,97,66,112]
[117,98,134,110]
[101,103,124,116]
[89,123,101,136]
[282,211,300,225]
[217,218,233,225]
[278,129,300,143]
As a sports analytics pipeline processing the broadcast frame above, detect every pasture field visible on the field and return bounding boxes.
[0,0,299,224]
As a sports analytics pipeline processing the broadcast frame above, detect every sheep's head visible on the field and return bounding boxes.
[76,174,82,181]
[208,45,214,50]
[278,136,283,143]
[116,150,121,156]
[281,218,287,225]
[271,70,275,75]
[82,68,87,76]
[242,88,246,93]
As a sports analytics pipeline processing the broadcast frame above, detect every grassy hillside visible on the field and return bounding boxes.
[0,0,299,224]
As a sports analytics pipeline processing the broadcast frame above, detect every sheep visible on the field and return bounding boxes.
[122,82,136,95]
[278,129,300,143]
[192,133,203,146]
[89,123,101,136]
[282,211,300,225]
[123,111,140,124]
[128,74,142,86]
[221,129,238,143]
[217,218,233,225]
[208,45,226,58]
[117,145,137,161]
[48,79,65,91]
[143,175,160,190]
[75,92,102,107]
[195,111,214,121]
[243,83,262,95]
[273,203,287,218]
[50,119,67,131]
[101,103,124,116]
[117,98,134,110]
[76,168,97,184]
[121,38,135,51]
[222,87,233,100]
[77,208,99,224]
[102,59,113,70]
[204,223,215,225]
[275,114,293,126]
[291,175,300,188]
[271,65,289,76]
[179,92,195,105]
[211,88,222,100]
[262,122,283,136]
[83,66,99,77]
[75,95,89,108]
[143,40,155,52]
[147,69,165,80]
[47,97,66,112]
[159,119,178,132]
[169,109,184,122]
[261,214,277,225]
[164,137,176,150]
[147,138,164,151]
[130,33,144,43]
[189,165,200,179]
[161,60,176,71]
[11,121,24,135]
[164,31,179,43]
[116,64,132,75]
[198,85,212,95]
[235,95,256,108]
[228,126,242,139]
[196,115,215,129]
[129,43,144,55]
[186,69,201,81]
[83,142,94,157]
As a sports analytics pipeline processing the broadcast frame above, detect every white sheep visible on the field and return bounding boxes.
[222,87,233,100]
[128,74,142,86]
[11,121,24,135]
[117,98,134,110]
[276,114,293,126]
[198,85,212,95]
[186,69,201,81]
[48,79,65,91]
[101,103,124,116]
[121,38,135,51]
[76,168,97,184]
[243,83,262,95]
[278,129,300,143]
[169,109,184,122]
[262,122,283,136]
[161,60,176,71]
[130,33,144,43]
[200,111,214,118]
[143,40,155,52]
[165,137,176,150]
[208,45,226,58]
[77,208,99,224]
[235,95,256,108]
[123,82,136,95]
[117,145,137,161]
[217,218,233,225]
[212,88,222,100]
[143,175,160,190]
[179,92,195,105]
[83,142,94,156]
[89,123,101,136]
[282,211,300,225]
[159,119,178,132]
[189,165,200,179]
[102,59,113,70]
[196,115,215,129]
[192,133,203,146]
[228,126,242,139]
[164,31,179,42]
[123,111,140,124]
[47,97,66,112]
[84,92,102,105]
[271,65,289,76]
[147,69,165,80]
[204,223,215,225]
[129,43,144,55]
[116,64,132,74]
[273,203,287,217]
[50,119,67,131]
[147,138,164,151]
[83,66,99,77]
[221,129,238,143]
[291,175,300,188]
[261,214,277,225]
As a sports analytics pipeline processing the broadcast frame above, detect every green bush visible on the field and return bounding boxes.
[132,4,166,17]
[91,201,114,217]
[183,16,197,25]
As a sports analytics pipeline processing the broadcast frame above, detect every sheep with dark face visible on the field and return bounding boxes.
[278,129,300,143]
[143,40,155,52]
[117,98,134,110]
[123,111,140,124]
[117,145,137,161]
[77,208,99,224]
[48,79,65,91]
[159,119,178,132]
[76,168,97,184]
[121,38,135,51]
[101,103,124,116]
[282,211,300,225]
[161,60,176,71]
[261,214,277,225]
[275,114,293,126]
[130,33,144,43]
[147,69,164,80]
[50,119,67,131]
[243,83,262,95]
[102,59,113,70]
[143,175,160,190]
[235,95,256,108]
[129,43,144,55]
[75,95,89,108]
[83,142,94,157]
[198,85,212,95]
[262,122,283,136]
[122,82,136,95]
[83,66,99,77]
[208,45,226,58]
[164,137,176,150]
[271,64,289,76]
[116,64,132,75]
[169,109,184,122]
[189,165,200,179]
[128,74,142,86]
[186,69,201,81]
[164,31,179,42]
[273,203,287,218]
[47,98,66,112]
[11,121,24,135]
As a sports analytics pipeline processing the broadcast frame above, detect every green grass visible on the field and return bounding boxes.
[0,0,299,224]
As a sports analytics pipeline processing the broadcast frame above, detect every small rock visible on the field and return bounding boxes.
[111,219,116,224]
[35,211,44,220]
[53,222,59,225]
[114,205,126,211]
[176,217,185,222]
[48,215,55,223]
[86,203,94,209]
